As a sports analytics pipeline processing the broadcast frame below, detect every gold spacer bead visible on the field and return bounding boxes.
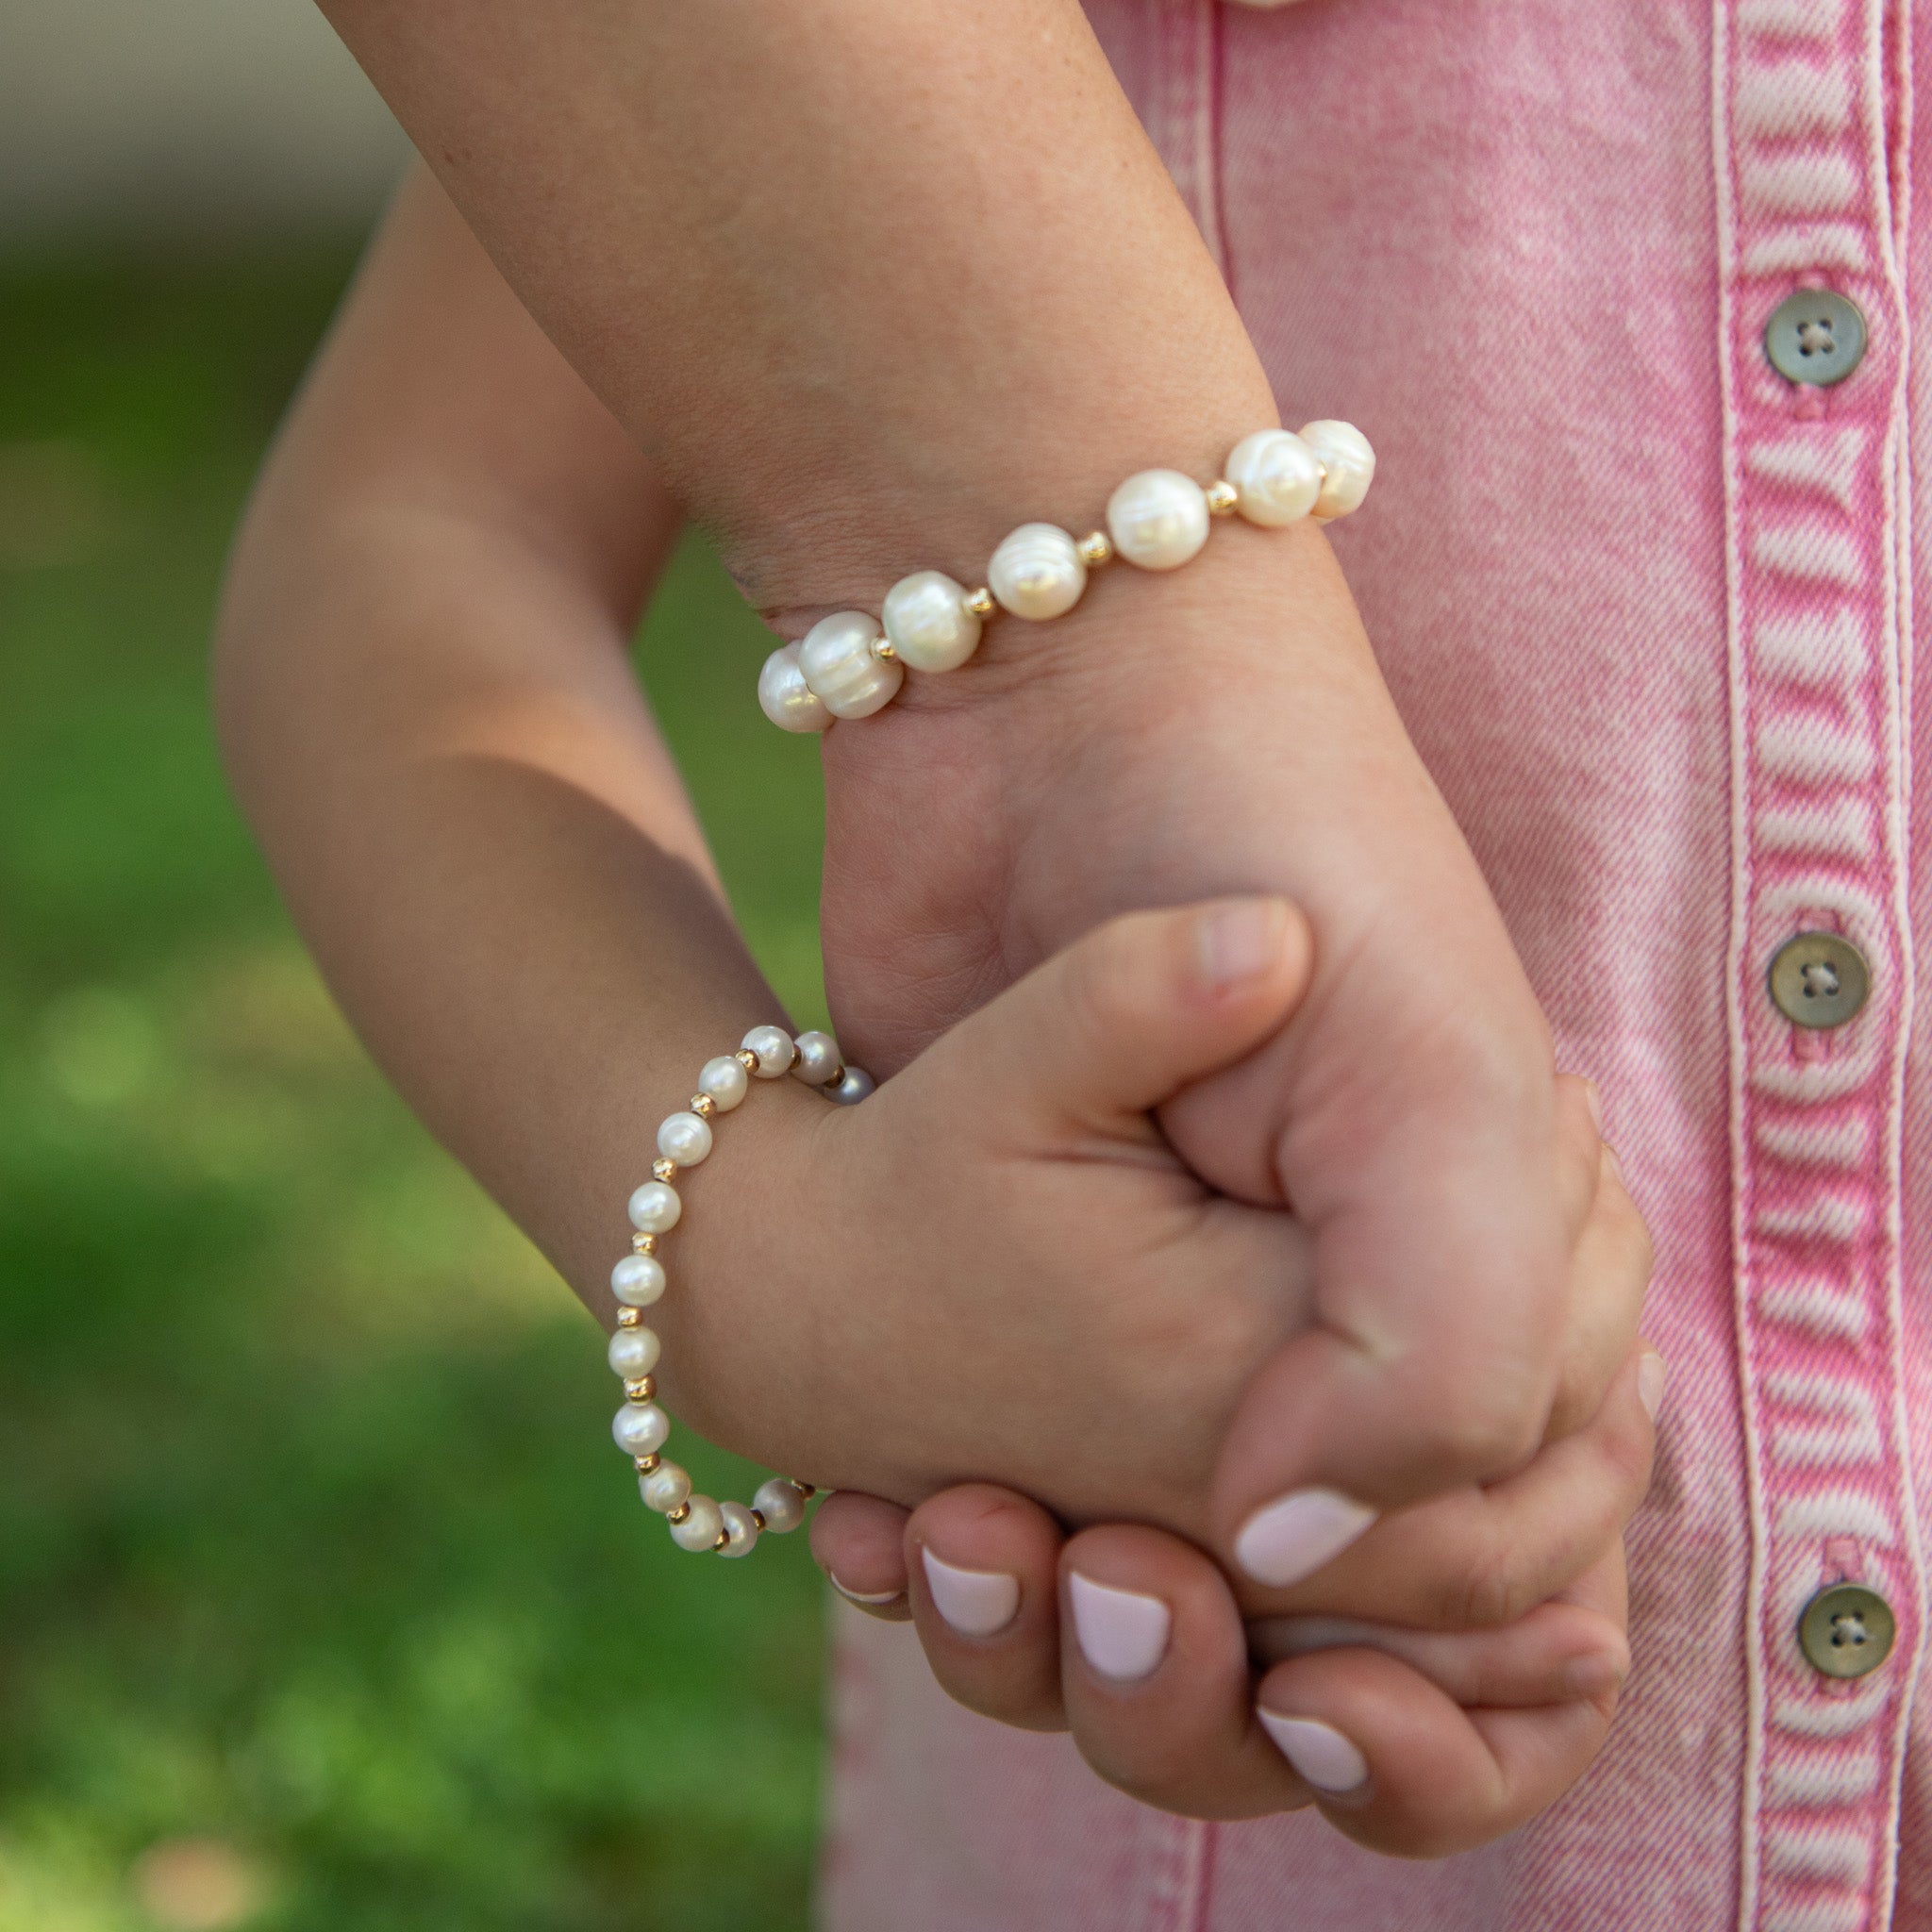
[690,1092,716,1118]
[1206,478,1240,516]
[635,1453,660,1474]
[824,1065,846,1088]
[616,1307,643,1329]
[872,635,898,662]
[965,586,995,618]
[1075,530,1113,567]
[631,1232,658,1256]
[791,1481,817,1499]
[750,1508,767,1531]
[710,1531,731,1552]
[625,1375,657,1403]
[735,1048,760,1072]
[652,1158,678,1184]
[667,1503,691,1524]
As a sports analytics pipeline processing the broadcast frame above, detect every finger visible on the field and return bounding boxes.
[1551,1073,1605,1246]
[1247,1546,1631,1707]
[928,897,1314,1141]
[1255,1641,1618,1858]
[1235,1343,1661,1628]
[1545,1145,1656,1438]
[809,1490,914,1621]
[1057,1524,1313,1819]
[904,1485,1069,1733]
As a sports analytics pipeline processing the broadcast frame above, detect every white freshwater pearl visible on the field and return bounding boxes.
[608,1324,662,1379]
[988,523,1087,620]
[1224,429,1324,526]
[697,1056,749,1110]
[798,611,903,719]
[610,1253,666,1307]
[791,1031,841,1086]
[827,1065,875,1106]
[670,1493,725,1552]
[612,1401,671,1458]
[718,1500,761,1557]
[1298,420,1376,520]
[657,1110,713,1167]
[627,1180,682,1234]
[882,571,983,673]
[757,643,833,734]
[741,1025,795,1077]
[640,1459,691,1513]
[1107,469,1211,570]
[753,1477,808,1533]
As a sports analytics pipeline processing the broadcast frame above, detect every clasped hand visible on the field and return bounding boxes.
[665,895,1656,1856]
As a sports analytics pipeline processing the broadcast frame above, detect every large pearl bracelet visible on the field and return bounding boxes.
[758,421,1374,733]
[608,1025,874,1557]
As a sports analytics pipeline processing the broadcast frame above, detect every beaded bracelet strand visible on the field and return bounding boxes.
[758,421,1374,733]
[609,1024,874,1556]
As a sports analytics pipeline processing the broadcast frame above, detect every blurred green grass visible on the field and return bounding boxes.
[0,241,832,1932]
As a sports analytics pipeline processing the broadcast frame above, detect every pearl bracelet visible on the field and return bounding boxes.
[758,421,1374,733]
[608,1024,874,1556]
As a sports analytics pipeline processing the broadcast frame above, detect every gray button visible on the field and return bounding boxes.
[1768,932,1869,1029]
[1764,290,1867,386]
[1798,1584,1895,1679]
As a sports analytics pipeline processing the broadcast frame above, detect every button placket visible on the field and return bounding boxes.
[1716,2,1923,1928]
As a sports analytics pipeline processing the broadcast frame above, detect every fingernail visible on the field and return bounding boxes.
[921,1548,1020,1638]
[1195,897,1286,991]
[829,1574,905,1607]
[1257,1711,1369,1794]
[1234,1489,1377,1588]
[1581,1079,1603,1133]
[1638,1351,1667,1423]
[1068,1572,1172,1682]
[1562,1650,1630,1699]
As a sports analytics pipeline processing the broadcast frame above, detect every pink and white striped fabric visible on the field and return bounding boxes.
[821,3,1932,1926]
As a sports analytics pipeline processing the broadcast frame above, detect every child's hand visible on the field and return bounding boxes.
[817,526,1595,1582]
[660,899,1652,1627]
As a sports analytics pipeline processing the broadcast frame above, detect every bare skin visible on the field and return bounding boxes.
[216,162,1654,1839]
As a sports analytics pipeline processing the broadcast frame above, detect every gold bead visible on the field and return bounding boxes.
[965,586,995,617]
[634,1453,660,1474]
[631,1232,658,1256]
[711,1530,731,1552]
[652,1158,678,1184]
[667,1503,691,1524]
[616,1307,643,1329]
[873,635,898,662]
[691,1092,716,1118]
[625,1375,657,1402]
[791,1480,817,1499]
[735,1048,760,1072]
[750,1508,767,1531]
[825,1065,846,1088]
[1075,530,1113,567]
[1206,478,1239,516]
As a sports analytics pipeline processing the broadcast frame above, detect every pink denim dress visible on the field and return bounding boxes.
[822,2,1932,1926]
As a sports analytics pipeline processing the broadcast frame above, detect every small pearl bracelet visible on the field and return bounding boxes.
[758,421,1374,733]
[609,1024,874,1556]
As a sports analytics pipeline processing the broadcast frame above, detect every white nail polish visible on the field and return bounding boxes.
[921,1548,1020,1637]
[1068,1573,1171,1682]
[1233,1488,1377,1587]
[829,1574,904,1607]
[1257,1711,1369,1793]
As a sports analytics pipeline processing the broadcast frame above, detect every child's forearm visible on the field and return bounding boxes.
[214,178,814,1314]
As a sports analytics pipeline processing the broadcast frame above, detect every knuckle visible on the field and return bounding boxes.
[1400,1368,1547,1483]
[1437,1535,1533,1630]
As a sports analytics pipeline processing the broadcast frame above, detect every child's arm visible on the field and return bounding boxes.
[307,0,1585,1580]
